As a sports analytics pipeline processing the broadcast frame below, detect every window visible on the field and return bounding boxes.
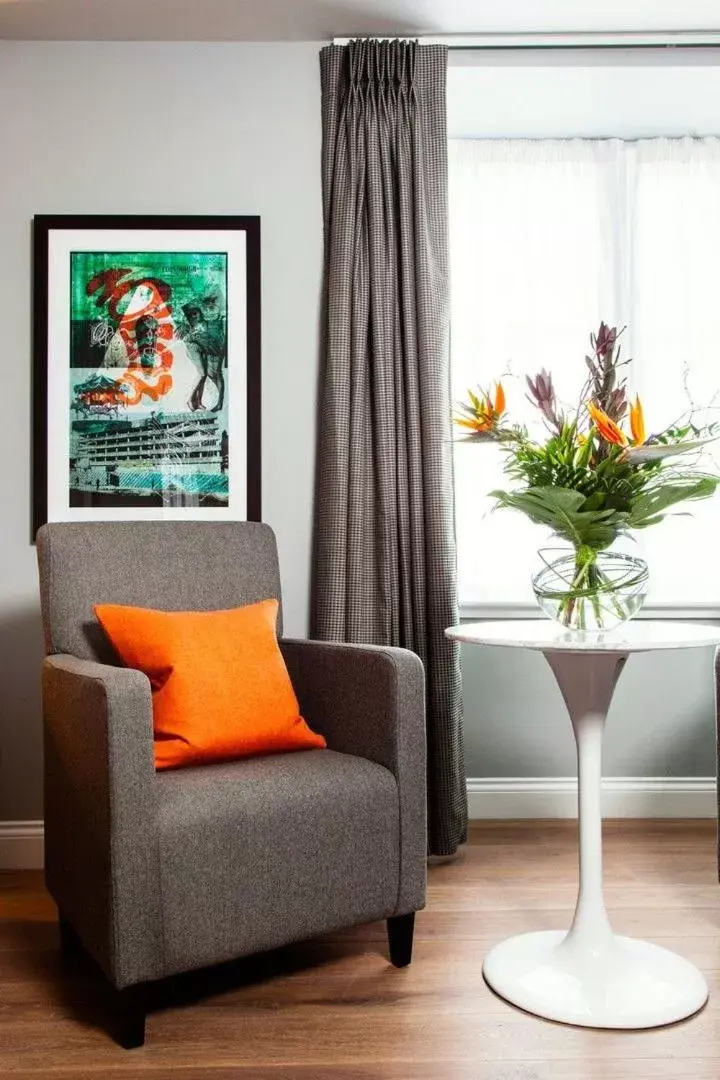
[450,133,720,612]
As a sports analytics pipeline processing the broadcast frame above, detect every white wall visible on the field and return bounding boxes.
[448,47,720,139]
[0,41,323,820]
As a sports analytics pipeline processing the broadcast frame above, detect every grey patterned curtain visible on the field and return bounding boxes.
[312,39,467,856]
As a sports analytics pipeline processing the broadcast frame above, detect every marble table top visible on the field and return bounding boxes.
[445,619,720,654]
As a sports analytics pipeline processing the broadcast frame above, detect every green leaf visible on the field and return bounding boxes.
[574,437,594,469]
[628,477,719,528]
[580,492,606,511]
[491,486,627,550]
[631,514,665,529]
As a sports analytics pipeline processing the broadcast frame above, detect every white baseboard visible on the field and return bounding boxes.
[467,776,717,819]
[0,821,44,870]
[0,782,715,870]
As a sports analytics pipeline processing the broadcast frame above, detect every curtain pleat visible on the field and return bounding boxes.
[312,40,467,855]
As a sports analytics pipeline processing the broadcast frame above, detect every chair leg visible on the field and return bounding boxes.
[58,912,146,1048]
[114,984,147,1050]
[387,912,415,968]
[58,914,84,963]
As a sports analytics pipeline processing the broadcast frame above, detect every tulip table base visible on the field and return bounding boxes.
[483,930,708,1029]
[444,621,720,1030]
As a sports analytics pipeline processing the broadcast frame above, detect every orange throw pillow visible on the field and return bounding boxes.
[94,598,326,770]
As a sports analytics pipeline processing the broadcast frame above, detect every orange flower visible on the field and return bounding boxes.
[629,396,646,445]
[455,382,506,434]
[587,402,628,447]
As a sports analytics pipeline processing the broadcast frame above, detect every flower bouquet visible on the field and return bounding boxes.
[455,324,720,631]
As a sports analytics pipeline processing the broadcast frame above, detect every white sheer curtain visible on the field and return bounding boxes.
[449,136,720,609]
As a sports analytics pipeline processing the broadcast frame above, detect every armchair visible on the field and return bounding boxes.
[37,521,426,1048]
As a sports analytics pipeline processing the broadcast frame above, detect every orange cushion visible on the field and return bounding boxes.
[94,598,326,770]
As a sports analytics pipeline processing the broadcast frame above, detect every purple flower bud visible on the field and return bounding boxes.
[592,322,618,360]
[604,386,627,423]
[526,369,562,431]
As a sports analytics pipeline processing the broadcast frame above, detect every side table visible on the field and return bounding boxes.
[445,619,720,1029]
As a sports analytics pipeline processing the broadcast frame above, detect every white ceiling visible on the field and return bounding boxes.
[2,0,720,42]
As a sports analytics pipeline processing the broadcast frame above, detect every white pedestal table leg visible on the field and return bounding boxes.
[482,649,709,1029]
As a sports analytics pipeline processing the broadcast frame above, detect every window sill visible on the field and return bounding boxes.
[458,603,720,622]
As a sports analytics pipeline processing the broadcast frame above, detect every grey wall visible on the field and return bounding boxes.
[461,640,717,777]
[0,41,323,820]
[0,41,714,826]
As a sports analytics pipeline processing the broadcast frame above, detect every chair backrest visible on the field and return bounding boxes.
[36,521,282,662]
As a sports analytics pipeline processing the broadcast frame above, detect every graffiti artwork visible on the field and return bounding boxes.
[33,217,260,532]
[69,251,229,508]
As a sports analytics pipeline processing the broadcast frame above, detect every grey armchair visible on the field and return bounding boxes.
[36,521,426,1048]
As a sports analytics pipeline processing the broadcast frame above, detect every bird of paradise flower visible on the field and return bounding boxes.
[453,323,720,630]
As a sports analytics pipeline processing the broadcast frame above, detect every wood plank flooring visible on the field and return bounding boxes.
[0,820,718,1078]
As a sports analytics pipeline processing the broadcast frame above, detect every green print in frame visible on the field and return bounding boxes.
[32,216,261,535]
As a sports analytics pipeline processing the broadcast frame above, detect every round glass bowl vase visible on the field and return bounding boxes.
[532,535,649,633]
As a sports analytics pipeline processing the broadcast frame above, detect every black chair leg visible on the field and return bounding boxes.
[58,914,86,969]
[114,984,147,1050]
[387,912,415,968]
[58,912,146,1048]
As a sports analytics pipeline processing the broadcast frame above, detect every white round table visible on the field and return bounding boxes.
[445,619,720,1030]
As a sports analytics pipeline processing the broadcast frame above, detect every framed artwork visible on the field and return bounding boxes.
[32,214,260,536]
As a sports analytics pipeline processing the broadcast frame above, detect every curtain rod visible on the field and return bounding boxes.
[332,32,720,51]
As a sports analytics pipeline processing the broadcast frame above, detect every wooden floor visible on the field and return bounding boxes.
[0,820,719,1078]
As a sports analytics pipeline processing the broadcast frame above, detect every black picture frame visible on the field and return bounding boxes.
[32,214,261,538]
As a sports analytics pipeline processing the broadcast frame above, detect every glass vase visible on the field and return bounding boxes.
[531,535,649,632]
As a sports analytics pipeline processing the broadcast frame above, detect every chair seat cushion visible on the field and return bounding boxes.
[94,598,326,770]
[156,749,401,974]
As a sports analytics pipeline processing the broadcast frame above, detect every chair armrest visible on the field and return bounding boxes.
[42,654,163,988]
[280,638,427,913]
